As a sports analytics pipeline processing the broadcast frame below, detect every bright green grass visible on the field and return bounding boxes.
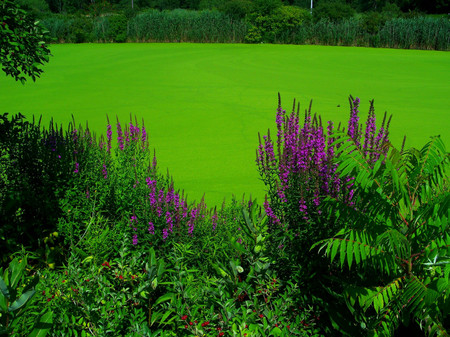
[1,44,449,206]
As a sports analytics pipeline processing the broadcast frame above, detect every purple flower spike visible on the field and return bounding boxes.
[148,222,155,235]
[107,124,112,153]
[117,121,124,150]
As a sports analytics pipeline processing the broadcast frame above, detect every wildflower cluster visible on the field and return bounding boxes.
[257,95,392,265]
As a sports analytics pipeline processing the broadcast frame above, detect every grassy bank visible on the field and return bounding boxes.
[0,43,448,206]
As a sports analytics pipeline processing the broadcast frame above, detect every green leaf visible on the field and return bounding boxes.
[10,257,27,289]
[340,239,347,268]
[28,310,53,337]
[353,233,361,265]
[154,292,174,305]
[0,275,9,300]
[270,327,282,336]
[347,233,354,269]
[9,289,36,312]
[330,240,340,263]
[159,310,172,324]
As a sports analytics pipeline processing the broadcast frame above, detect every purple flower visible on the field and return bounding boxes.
[212,210,218,231]
[166,211,173,232]
[263,199,280,225]
[162,228,168,241]
[132,234,138,245]
[348,97,361,145]
[102,163,108,179]
[141,126,147,148]
[107,124,112,153]
[148,222,155,235]
[117,121,124,150]
[74,162,79,174]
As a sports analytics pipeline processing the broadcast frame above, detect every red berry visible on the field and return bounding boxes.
[185,325,188,329]
[259,314,263,318]
[219,333,224,336]
[47,298,51,302]
[181,315,188,320]
[189,322,193,326]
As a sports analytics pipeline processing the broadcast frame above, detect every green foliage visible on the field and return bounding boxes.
[128,9,247,42]
[251,0,283,15]
[0,256,52,336]
[314,134,450,335]
[220,0,252,19]
[0,0,51,83]
[105,13,128,42]
[0,113,76,258]
[313,1,356,23]
[245,5,311,43]
[38,243,168,335]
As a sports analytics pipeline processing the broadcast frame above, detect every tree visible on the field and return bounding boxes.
[315,134,450,335]
[0,0,51,83]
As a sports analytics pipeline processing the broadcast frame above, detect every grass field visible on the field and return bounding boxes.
[1,43,449,206]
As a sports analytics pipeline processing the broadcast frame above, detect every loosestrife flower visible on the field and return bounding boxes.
[102,163,108,179]
[74,162,79,174]
[117,120,124,150]
[148,222,155,235]
[141,126,147,148]
[212,209,218,231]
[132,234,138,245]
[106,123,112,153]
[166,211,173,232]
[162,228,168,241]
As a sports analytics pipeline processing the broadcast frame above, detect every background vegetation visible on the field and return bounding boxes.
[17,0,450,50]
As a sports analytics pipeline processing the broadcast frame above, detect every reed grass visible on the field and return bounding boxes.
[40,12,449,50]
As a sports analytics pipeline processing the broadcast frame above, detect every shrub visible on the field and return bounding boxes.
[313,1,356,23]
[360,11,385,34]
[105,14,128,42]
[257,95,394,334]
[68,15,94,43]
[314,135,449,335]
[245,5,310,43]
[221,0,253,19]
[0,114,77,258]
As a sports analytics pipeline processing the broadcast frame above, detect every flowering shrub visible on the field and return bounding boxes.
[56,115,210,258]
[257,95,393,275]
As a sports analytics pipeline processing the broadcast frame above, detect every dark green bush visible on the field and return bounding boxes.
[69,16,94,43]
[106,14,128,42]
[245,5,311,43]
[360,11,385,34]
[221,0,252,19]
[0,114,77,258]
[313,0,356,22]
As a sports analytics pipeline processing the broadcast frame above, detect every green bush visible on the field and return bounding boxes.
[313,1,356,23]
[220,0,252,19]
[360,11,385,34]
[106,14,128,42]
[245,5,311,43]
[315,135,450,335]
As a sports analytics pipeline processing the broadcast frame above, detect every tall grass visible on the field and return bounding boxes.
[40,11,449,50]
[128,9,247,43]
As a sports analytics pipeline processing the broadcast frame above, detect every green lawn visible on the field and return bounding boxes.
[1,43,449,206]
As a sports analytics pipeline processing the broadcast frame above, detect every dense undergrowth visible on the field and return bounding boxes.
[39,9,450,50]
[1,95,448,336]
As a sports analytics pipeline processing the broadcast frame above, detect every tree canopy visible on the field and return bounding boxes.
[0,0,51,83]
